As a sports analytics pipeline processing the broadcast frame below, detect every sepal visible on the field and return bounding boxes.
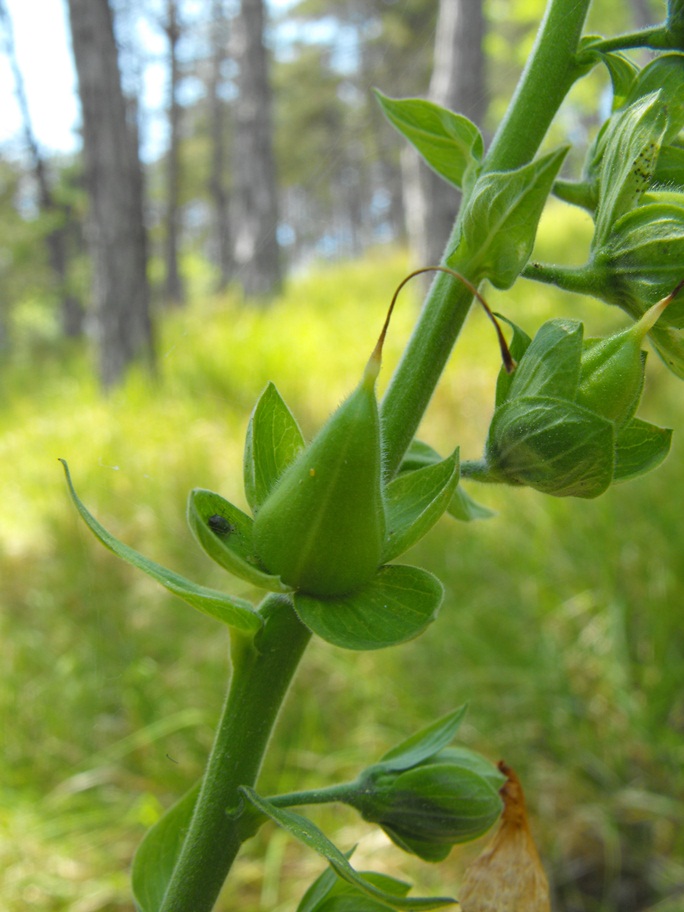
[293,565,443,651]
[187,488,291,592]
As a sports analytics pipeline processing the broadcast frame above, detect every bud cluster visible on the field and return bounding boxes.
[479,293,676,498]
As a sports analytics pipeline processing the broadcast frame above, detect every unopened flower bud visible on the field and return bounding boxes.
[252,354,386,597]
[349,754,503,862]
[576,292,672,426]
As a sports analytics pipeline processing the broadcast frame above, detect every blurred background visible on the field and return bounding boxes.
[1,1,683,910]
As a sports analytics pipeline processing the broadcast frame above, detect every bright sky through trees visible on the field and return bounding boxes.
[0,0,301,156]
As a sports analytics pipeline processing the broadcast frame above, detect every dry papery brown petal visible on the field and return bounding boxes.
[457,761,551,912]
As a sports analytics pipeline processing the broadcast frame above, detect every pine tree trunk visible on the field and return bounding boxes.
[0,0,83,338]
[231,0,281,298]
[208,0,232,291]
[67,0,153,387]
[163,0,185,306]
[405,0,487,268]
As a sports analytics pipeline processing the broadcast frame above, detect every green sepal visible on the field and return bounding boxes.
[244,382,305,513]
[398,442,493,523]
[624,54,684,143]
[398,439,443,473]
[494,314,533,406]
[484,397,615,498]
[507,319,583,402]
[132,782,200,912]
[597,50,639,109]
[428,746,507,791]
[60,461,262,633]
[378,707,468,772]
[382,450,460,562]
[297,863,411,912]
[457,146,568,288]
[613,417,673,482]
[593,92,667,248]
[446,485,495,522]
[240,788,455,910]
[374,91,483,192]
[293,564,443,651]
[187,488,291,592]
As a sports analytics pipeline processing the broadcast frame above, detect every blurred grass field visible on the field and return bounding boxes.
[1,204,683,911]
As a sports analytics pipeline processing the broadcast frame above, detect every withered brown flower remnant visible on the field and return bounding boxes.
[458,761,551,912]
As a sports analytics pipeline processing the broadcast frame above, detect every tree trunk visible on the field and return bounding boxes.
[208,0,232,291]
[67,0,153,387]
[231,0,281,298]
[405,0,487,268]
[0,0,83,337]
[163,0,185,306]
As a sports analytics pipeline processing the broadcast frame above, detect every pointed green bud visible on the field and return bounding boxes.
[576,292,671,426]
[252,353,385,598]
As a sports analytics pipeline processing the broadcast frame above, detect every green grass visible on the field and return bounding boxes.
[1,220,683,911]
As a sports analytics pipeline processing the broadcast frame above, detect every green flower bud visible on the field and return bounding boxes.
[252,353,385,598]
[576,293,672,426]
[349,754,503,862]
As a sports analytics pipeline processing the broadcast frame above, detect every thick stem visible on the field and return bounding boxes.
[380,0,592,475]
[159,595,311,912]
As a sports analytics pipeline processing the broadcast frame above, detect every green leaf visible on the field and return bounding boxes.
[507,319,583,402]
[593,93,667,247]
[382,451,459,562]
[60,461,262,633]
[379,707,468,772]
[294,565,443,651]
[398,439,443,473]
[375,91,483,192]
[485,397,615,498]
[654,144,684,188]
[244,382,305,513]
[613,417,673,482]
[132,782,200,912]
[187,488,291,592]
[446,485,495,522]
[457,146,568,288]
[240,788,455,910]
[494,314,533,406]
[297,864,411,912]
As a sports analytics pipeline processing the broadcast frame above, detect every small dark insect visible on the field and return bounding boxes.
[208,514,233,536]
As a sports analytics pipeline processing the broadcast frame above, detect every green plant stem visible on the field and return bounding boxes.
[582,25,672,54]
[268,782,359,809]
[159,595,311,912]
[380,0,592,476]
[522,260,598,295]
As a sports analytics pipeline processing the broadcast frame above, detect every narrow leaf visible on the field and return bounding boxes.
[244,382,305,512]
[613,417,672,482]
[241,788,455,910]
[398,439,442,473]
[132,783,200,912]
[382,451,459,562]
[458,146,568,288]
[60,462,262,632]
[298,864,411,912]
[379,707,468,772]
[294,565,443,651]
[375,91,483,191]
[187,488,291,592]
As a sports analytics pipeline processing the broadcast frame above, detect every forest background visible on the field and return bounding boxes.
[1,1,683,911]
